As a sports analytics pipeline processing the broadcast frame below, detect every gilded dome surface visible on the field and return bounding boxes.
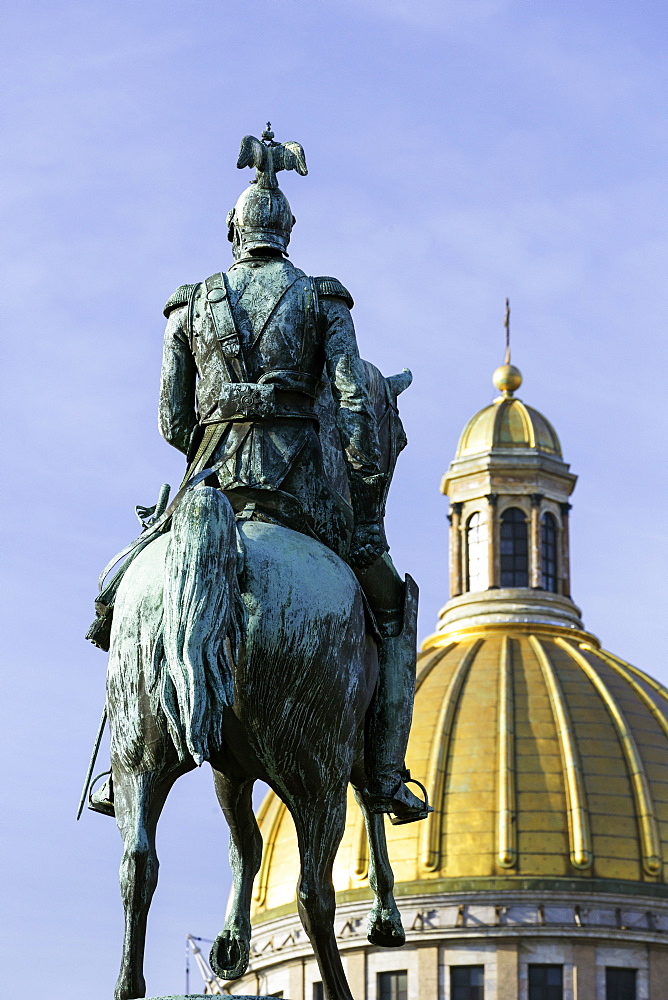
[250,624,668,920]
[247,358,667,930]
[455,397,562,459]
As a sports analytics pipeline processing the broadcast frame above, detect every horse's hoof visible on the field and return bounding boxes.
[367,906,405,948]
[210,928,250,980]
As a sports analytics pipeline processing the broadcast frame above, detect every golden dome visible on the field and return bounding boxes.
[247,353,668,931]
[456,395,562,459]
[250,623,668,920]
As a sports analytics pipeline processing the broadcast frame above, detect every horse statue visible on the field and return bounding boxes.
[105,364,415,1000]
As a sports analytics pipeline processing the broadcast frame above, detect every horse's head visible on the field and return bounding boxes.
[363,362,411,479]
[315,362,413,495]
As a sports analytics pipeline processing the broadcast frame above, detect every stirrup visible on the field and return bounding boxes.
[366,771,433,826]
[88,770,115,818]
[388,773,432,826]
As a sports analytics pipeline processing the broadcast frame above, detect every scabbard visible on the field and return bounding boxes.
[76,706,107,820]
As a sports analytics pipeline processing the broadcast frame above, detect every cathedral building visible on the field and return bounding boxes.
[225,359,668,1000]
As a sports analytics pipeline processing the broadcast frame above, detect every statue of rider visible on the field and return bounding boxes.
[92,126,428,825]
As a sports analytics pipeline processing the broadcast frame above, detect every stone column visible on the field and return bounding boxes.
[560,502,572,597]
[572,942,596,999]
[416,945,440,997]
[649,947,668,1000]
[448,502,464,598]
[486,494,499,588]
[496,941,519,1000]
[345,949,367,1000]
[530,494,544,589]
[287,959,305,1000]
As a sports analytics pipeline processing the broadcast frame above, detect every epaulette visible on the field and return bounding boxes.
[314,276,354,309]
[163,283,198,318]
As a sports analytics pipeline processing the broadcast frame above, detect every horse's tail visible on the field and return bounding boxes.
[162,485,245,765]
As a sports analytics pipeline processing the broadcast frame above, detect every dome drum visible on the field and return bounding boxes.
[228,888,668,999]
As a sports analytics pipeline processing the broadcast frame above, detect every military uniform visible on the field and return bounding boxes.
[160,257,381,557]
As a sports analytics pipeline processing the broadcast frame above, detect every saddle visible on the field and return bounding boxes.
[85,460,324,653]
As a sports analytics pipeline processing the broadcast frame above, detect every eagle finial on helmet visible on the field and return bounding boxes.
[237,124,308,190]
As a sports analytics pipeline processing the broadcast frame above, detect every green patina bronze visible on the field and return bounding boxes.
[87,127,428,1000]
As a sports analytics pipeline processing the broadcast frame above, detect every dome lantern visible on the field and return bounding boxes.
[439,337,580,638]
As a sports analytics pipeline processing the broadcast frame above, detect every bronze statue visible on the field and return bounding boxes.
[86,125,429,1000]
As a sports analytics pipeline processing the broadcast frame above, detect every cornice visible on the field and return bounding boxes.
[426,590,587,641]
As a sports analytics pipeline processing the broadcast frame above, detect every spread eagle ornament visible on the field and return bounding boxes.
[237,122,308,190]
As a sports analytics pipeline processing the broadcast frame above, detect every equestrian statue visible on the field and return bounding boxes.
[83,124,430,1000]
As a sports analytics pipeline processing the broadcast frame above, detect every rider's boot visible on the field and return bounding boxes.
[357,561,431,825]
[88,772,115,817]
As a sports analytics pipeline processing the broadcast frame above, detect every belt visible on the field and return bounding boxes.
[274,389,315,414]
[200,385,316,424]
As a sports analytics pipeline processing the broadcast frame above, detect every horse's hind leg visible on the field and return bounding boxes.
[289,788,354,1000]
[113,767,181,1000]
[209,771,261,981]
[353,789,405,948]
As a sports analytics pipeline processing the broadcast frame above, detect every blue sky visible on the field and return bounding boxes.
[1,1,667,996]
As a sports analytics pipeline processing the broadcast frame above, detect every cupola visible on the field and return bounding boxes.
[438,351,581,638]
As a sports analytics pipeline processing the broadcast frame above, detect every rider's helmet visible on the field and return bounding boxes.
[228,124,307,259]
[227,184,295,258]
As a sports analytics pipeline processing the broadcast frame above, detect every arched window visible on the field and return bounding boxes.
[466,511,488,592]
[542,512,559,593]
[500,507,528,587]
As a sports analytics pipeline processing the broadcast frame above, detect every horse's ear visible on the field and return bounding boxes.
[387,368,413,399]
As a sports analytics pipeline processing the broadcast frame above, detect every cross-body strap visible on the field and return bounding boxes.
[205,273,249,383]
